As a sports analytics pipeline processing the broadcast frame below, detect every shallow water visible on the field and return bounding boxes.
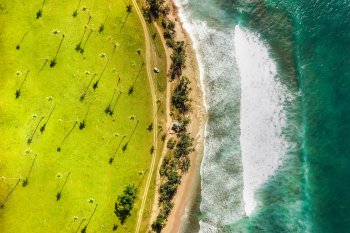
[175,0,350,232]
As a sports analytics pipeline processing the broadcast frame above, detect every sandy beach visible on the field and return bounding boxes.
[151,1,207,232]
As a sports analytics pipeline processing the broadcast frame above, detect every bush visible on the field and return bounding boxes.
[145,0,167,21]
[179,156,191,173]
[172,76,191,113]
[163,29,174,40]
[167,21,175,31]
[165,38,175,48]
[161,18,167,29]
[162,202,174,217]
[170,41,186,79]
[151,213,165,233]
[167,171,181,185]
[159,156,178,177]
[167,138,176,149]
[142,8,152,22]
[159,181,177,202]
[174,133,194,159]
[176,116,191,134]
[114,184,137,224]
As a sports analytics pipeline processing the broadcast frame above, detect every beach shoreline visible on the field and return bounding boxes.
[159,1,207,232]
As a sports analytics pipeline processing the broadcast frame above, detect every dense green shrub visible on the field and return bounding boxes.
[167,138,176,149]
[174,133,193,159]
[151,213,165,233]
[114,184,137,224]
[163,29,174,40]
[165,38,175,48]
[144,0,169,22]
[159,181,177,202]
[162,202,174,217]
[167,21,175,31]
[167,171,181,185]
[170,41,186,79]
[172,76,191,113]
[159,156,178,177]
[161,18,167,29]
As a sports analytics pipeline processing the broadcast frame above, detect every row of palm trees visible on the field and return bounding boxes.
[5,2,152,231]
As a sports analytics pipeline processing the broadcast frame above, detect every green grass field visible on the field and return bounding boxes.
[0,0,166,232]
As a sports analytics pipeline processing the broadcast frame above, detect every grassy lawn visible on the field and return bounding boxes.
[0,0,166,232]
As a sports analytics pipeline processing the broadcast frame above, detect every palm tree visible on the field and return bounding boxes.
[38,58,48,73]
[56,172,70,201]
[76,26,87,52]
[22,154,37,187]
[128,62,144,95]
[99,15,109,33]
[122,120,139,152]
[98,24,104,33]
[75,218,86,233]
[80,29,93,53]
[136,48,144,63]
[92,44,119,91]
[40,104,56,134]
[16,30,29,50]
[75,16,92,53]
[27,116,45,144]
[36,0,46,19]
[109,92,122,116]
[15,70,30,99]
[72,0,82,17]
[1,178,21,208]
[50,34,65,68]
[109,136,126,164]
[105,89,117,114]
[80,73,97,101]
[120,3,132,32]
[147,102,161,132]
[93,59,110,91]
[57,121,77,152]
[81,204,98,232]
[79,109,89,130]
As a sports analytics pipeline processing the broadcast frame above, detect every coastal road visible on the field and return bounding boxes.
[132,0,159,232]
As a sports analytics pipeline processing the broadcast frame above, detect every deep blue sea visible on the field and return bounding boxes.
[174,0,350,232]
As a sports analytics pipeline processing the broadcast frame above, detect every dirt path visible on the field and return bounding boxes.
[132,0,159,232]
[148,21,172,226]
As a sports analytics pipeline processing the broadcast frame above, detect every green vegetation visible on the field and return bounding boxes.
[143,0,169,22]
[172,76,192,113]
[170,41,186,80]
[114,184,137,224]
[0,0,167,232]
[150,2,195,231]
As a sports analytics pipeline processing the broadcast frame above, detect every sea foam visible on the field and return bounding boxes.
[235,26,290,216]
[174,0,246,231]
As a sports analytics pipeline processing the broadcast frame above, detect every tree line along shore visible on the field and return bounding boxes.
[141,0,196,232]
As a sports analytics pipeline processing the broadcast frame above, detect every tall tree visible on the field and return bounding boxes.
[120,3,132,32]
[15,70,30,99]
[36,0,46,19]
[16,30,29,50]
[57,121,77,152]
[50,34,65,68]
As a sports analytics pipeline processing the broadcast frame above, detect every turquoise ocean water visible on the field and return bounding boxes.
[174,0,350,232]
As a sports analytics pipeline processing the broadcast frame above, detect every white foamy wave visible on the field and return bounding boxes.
[235,26,290,216]
[174,0,246,231]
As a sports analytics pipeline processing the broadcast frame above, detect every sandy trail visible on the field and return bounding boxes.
[132,0,159,232]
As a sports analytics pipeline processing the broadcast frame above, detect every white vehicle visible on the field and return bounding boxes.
[153,67,160,73]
